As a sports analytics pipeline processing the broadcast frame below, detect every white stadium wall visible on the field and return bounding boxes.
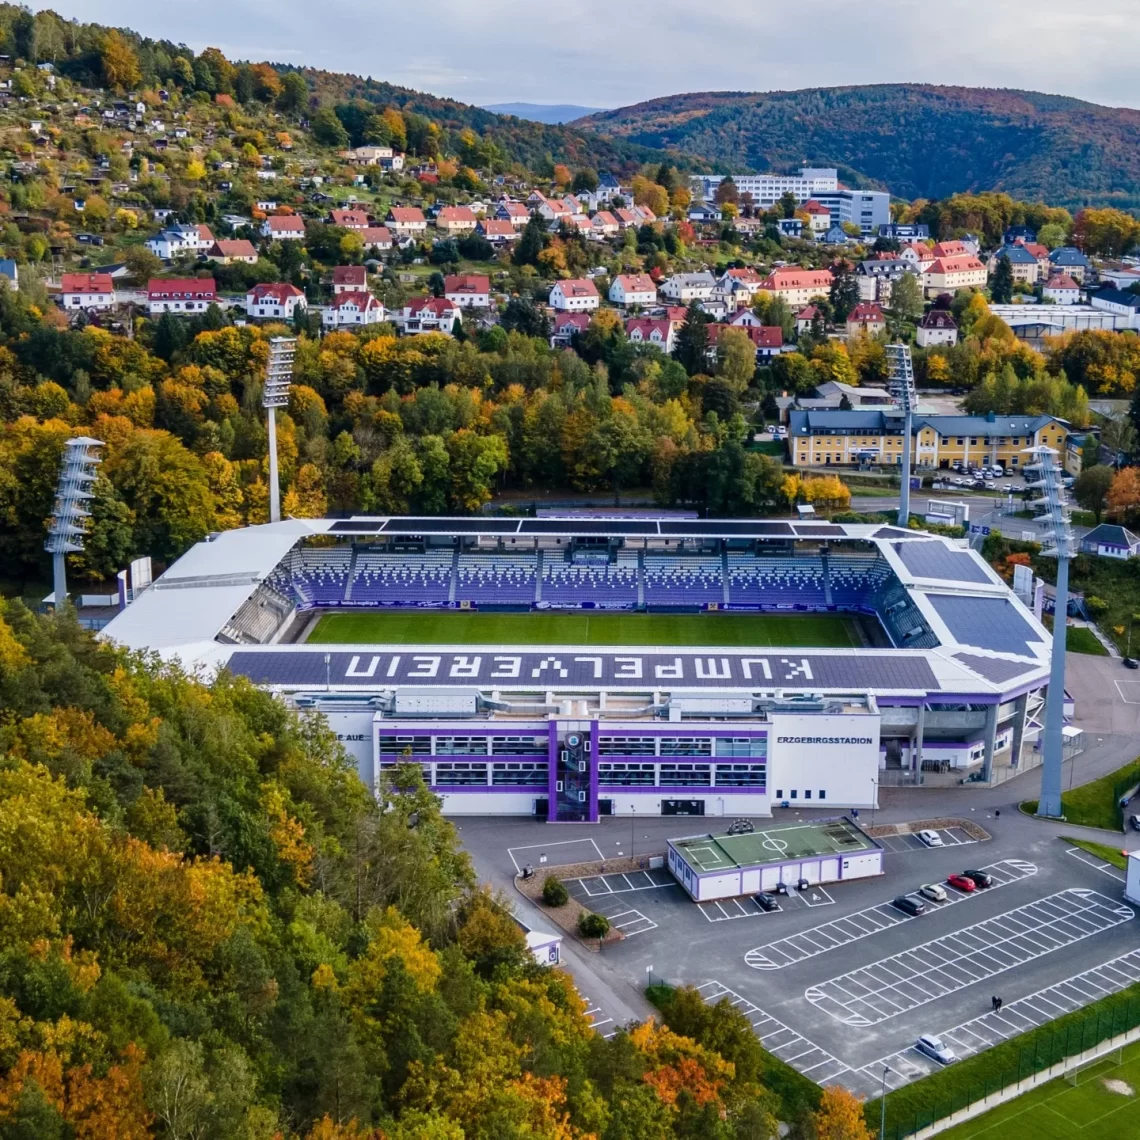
[767,713,881,808]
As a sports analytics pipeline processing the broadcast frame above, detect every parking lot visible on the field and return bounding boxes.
[467,812,1140,1100]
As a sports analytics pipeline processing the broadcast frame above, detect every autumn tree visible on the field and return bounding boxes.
[101,30,141,91]
[1107,466,1140,526]
[813,1086,872,1140]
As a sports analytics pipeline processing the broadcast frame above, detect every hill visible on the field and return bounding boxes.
[576,85,1140,207]
[484,102,609,124]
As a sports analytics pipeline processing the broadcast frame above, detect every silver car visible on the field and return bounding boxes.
[916,1034,957,1065]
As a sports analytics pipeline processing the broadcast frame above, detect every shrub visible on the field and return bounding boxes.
[1086,595,1109,615]
[578,912,610,939]
[542,876,569,907]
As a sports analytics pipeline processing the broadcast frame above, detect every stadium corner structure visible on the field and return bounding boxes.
[101,515,1052,821]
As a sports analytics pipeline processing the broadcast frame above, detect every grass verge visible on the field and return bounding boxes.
[1063,836,1129,870]
[1023,757,1140,830]
[867,980,1140,1137]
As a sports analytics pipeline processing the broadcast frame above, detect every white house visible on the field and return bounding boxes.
[435,206,478,235]
[360,227,394,251]
[444,274,491,309]
[1042,274,1080,306]
[262,215,306,241]
[1089,288,1140,328]
[146,222,215,259]
[395,297,459,335]
[60,272,114,311]
[332,266,367,295]
[659,272,717,304]
[608,273,658,307]
[245,282,306,321]
[1078,524,1140,560]
[476,219,518,245]
[549,278,600,312]
[147,277,217,315]
[625,317,676,354]
[916,309,959,347]
[385,207,427,235]
[322,291,385,328]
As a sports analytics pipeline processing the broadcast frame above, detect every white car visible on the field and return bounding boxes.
[917,829,944,848]
[775,426,787,438]
[764,424,777,435]
[919,883,948,902]
[916,1035,957,1065]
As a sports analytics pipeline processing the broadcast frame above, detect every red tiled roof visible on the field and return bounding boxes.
[437,206,476,222]
[266,215,304,231]
[361,227,393,244]
[332,266,367,285]
[444,274,490,294]
[247,282,304,302]
[613,273,657,293]
[147,277,216,299]
[209,240,257,258]
[758,268,833,289]
[552,278,598,298]
[331,208,369,226]
[330,290,380,310]
[478,219,516,236]
[387,207,425,224]
[848,302,885,322]
[927,255,985,274]
[62,272,113,294]
[1045,274,1079,290]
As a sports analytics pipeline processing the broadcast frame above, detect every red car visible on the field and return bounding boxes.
[947,874,976,892]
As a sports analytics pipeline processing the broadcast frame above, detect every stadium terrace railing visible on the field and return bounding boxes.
[872,984,1140,1138]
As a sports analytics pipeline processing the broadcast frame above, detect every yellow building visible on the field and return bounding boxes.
[787,410,1069,471]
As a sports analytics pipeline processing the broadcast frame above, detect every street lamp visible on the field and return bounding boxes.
[871,777,878,827]
[1024,446,1075,819]
[263,336,296,524]
[879,1064,891,1139]
[631,803,636,860]
[886,344,917,526]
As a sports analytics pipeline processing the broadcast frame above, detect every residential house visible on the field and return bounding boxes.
[931,240,970,258]
[659,272,717,304]
[395,296,459,335]
[878,223,930,241]
[707,323,784,361]
[145,222,215,259]
[322,291,385,329]
[476,219,518,245]
[613,207,642,229]
[777,218,804,238]
[716,266,765,306]
[921,255,987,298]
[1089,288,1140,328]
[591,211,620,238]
[360,227,394,251]
[609,272,658,307]
[341,146,404,170]
[822,225,850,245]
[548,278,600,312]
[898,243,935,273]
[205,239,258,265]
[795,305,821,335]
[435,206,478,234]
[1005,225,1037,245]
[988,244,1039,284]
[385,207,428,235]
[444,274,491,309]
[916,309,959,347]
[816,381,893,407]
[687,204,722,224]
[1078,524,1140,560]
[1042,274,1081,305]
[561,214,593,236]
[332,266,367,295]
[330,208,370,230]
[1017,241,1052,279]
[632,205,657,225]
[856,259,909,303]
[262,215,305,241]
[147,277,217,315]
[786,410,1069,470]
[625,317,676,354]
[845,302,886,338]
[0,260,18,288]
[551,312,591,347]
[60,272,114,310]
[802,200,832,237]
[495,200,531,228]
[534,194,572,224]
[246,282,306,321]
[1049,247,1092,282]
[754,267,834,307]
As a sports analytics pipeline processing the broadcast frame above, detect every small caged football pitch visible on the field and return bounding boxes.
[939,1041,1140,1139]
[305,609,863,648]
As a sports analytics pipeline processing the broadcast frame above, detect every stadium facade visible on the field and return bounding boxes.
[101,515,1053,821]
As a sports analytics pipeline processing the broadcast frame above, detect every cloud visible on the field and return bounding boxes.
[33,0,1140,109]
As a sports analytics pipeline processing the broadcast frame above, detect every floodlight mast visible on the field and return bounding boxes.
[263,337,297,524]
[44,437,103,608]
[886,344,917,526]
[1023,445,1074,818]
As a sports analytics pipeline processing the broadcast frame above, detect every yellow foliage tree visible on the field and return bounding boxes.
[101,31,141,91]
[812,1085,873,1140]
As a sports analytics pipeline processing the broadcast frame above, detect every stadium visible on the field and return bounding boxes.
[101,512,1053,820]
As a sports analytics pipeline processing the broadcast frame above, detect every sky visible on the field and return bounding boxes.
[33,0,1140,111]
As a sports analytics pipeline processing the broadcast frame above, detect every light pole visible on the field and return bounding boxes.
[879,1064,891,1139]
[1024,446,1074,819]
[887,344,917,526]
[871,777,878,827]
[631,804,636,860]
[263,337,296,524]
[45,437,102,608]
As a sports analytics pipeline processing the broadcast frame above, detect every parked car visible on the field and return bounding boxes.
[916,1035,957,1065]
[947,874,976,892]
[764,425,777,435]
[755,893,780,912]
[919,883,948,902]
[1124,658,1139,670]
[917,829,944,848]
[1129,815,1140,832]
[963,870,994,889]
[892,895,926,916]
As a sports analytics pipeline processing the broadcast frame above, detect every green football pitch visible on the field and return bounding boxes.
[936,1044,1140,1139]
[306,610,862,648]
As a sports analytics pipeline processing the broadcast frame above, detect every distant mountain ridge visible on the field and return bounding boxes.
[575,84,1140,207]
[485,103,608,124]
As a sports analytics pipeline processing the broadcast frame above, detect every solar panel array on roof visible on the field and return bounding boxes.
[872,527,916,539]
[383,518,518,533]
[954,654,1040,683]
[660,521,794,536]
[894,541,992,584]
[518,519,658,535]
[927,595,1043,655]
[795,525,846,537]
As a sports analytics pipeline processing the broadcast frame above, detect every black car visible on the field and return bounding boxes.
[1124,658,1139,670]
[1129,815,1140,832]
[755,893,781,912]
[892,895,926,916]
[963,870,994,889]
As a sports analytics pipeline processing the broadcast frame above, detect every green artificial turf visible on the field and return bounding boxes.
[307,610,862,648]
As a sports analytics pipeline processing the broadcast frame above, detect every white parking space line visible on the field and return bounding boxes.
[860,948,1140,1093]
[745,860,1037,970]
[697,981,851,1086]
[1066,846,1127,883]
[1113,679,1140,705]
[581,1000,617,1039]
[807,889,1134,1027]
[507,837,604,872]
[569,869,676,897]
[594,904,658,936]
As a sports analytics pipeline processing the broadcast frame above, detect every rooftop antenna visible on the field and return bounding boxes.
[263,336,296,524]
[886,343,917,526]
[45,437,102,608]
[1023,445,1074,818]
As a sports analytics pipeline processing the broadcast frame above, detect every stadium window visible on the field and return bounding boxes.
[714,764,766,787]
[434,736,488,756]
[378,734,431,755]
[599,736,656,756]
[491,736,547,756]
[659,763,712,787]
[790,789,797,799]
[804,790,811,799]
[660,737,713,757]
[433,763,488,786]
[775,789,783,799]
[819,790,826,799]
[491,763,546,786]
